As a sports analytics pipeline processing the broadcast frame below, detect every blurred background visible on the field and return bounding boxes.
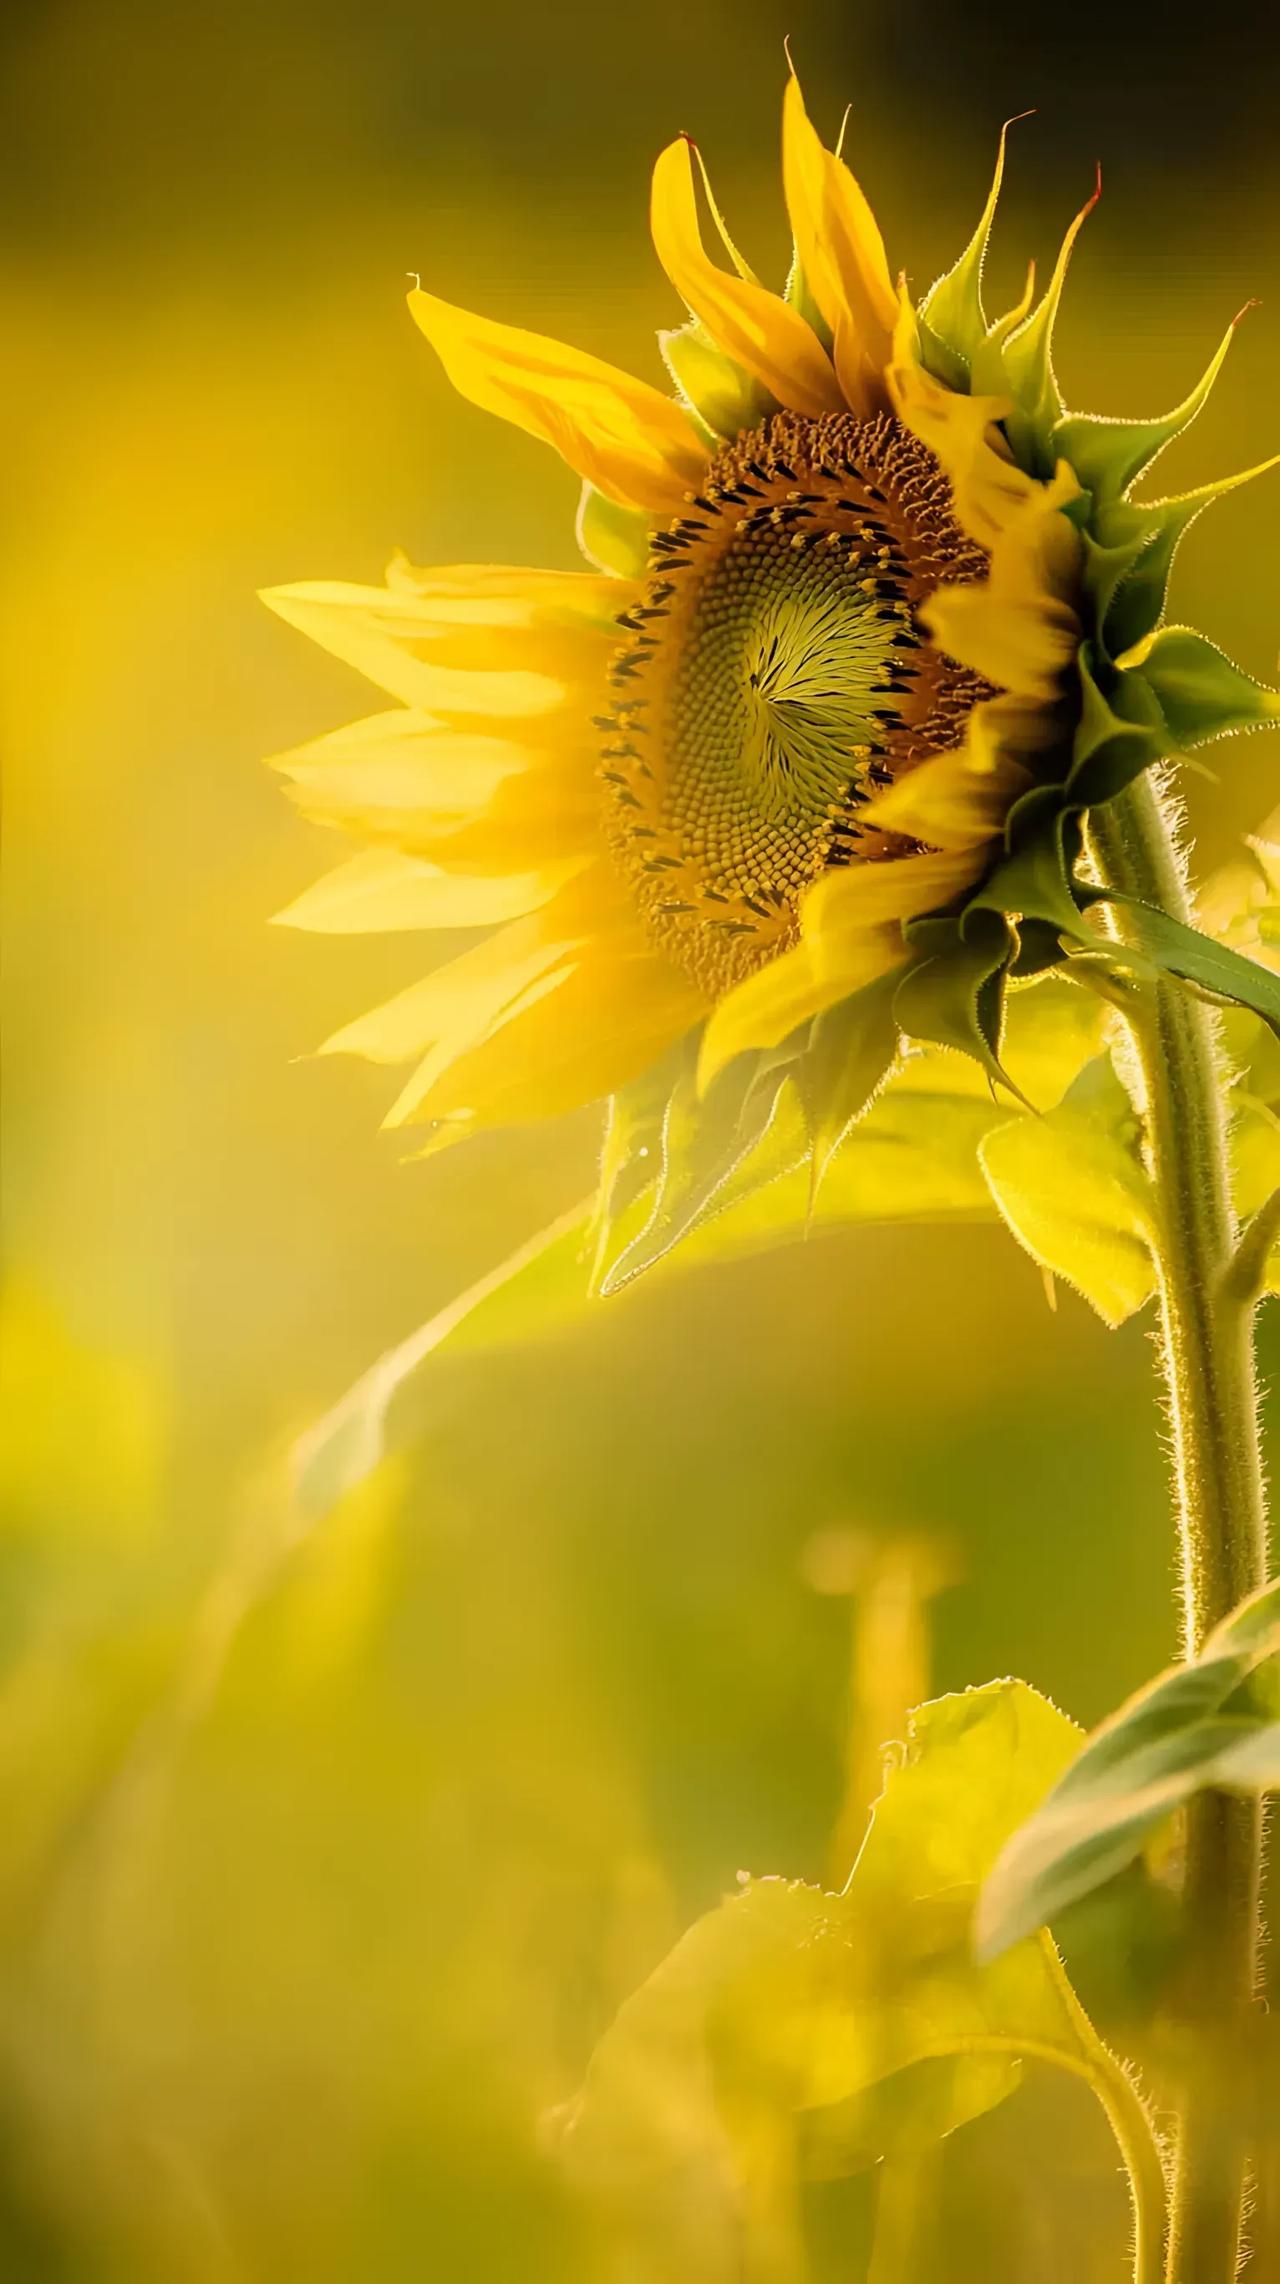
[4,1,1280,2275]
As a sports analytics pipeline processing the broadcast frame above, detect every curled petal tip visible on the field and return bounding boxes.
[1232,296,1261,330]
[1002,107,1038,132]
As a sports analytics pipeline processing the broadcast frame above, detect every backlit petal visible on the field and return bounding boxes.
[914,449,1083,700]
[319,865,629,1066]
[864,743,1033,850]
[804,847,987,970]
[650,137,842,419]
[887,305,1033,551]
[407,288,709,514]
[381,556,631,672]
[262,581,578,714]
[270,713,598,866]
[924,584,1080,700]
[697,921,906,1088]
[272,847,587,933]
[392,938,702,1131]
[781,77,897,415]
[697,940,844,1089]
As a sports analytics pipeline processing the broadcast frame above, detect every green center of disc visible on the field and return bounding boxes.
[665,523,905,901]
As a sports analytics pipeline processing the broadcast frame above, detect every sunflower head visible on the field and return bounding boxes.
[265,74,1280,1288]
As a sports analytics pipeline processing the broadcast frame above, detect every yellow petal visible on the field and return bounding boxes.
[914,455,1082,701]
[863,742,1033,850]
[697,941,843,1090]
[781,77,897,415]
[262,581,575,714]
[268,714,598,863]
[320,928,573,1068]
[887,307,1033,551]
[804,847,987,971]
[378,556,631,672]
[923,583,1080,700]
[988,459,1083,605]
[272,847,586,934]
[650,137,842,419]
[392,938,702,1131]
[271,713,558,816]
[319,864,628,1067]
[697,923,906,1089]
[407,287,709,515]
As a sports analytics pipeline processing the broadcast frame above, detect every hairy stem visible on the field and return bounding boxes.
[1089,775,1270,2284]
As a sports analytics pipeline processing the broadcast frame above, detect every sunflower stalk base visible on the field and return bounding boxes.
[1089,776,1271,2284]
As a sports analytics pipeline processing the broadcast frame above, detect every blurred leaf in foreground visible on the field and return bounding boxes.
[292,975,1111,1525]
[561,1683,1163,2283]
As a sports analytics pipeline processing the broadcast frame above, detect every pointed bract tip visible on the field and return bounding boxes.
[783,31,796,76]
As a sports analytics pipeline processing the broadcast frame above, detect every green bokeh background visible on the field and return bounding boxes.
[4,2,1280,2275]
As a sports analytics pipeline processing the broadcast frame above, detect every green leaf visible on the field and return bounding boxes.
[291,1067,1016,1522]
[290,1202,595,1520]
[576,481,651,578]
[1118,626,1280,750]
[997,176,1100,476]
[589,1048,690,1290]
[764,1082,1005,1226]
[914,310,971,393]
[660,318,771,441]
[979,1054,1156,1326]
[979,1579,1280,1961]
[1053,320,1239,504]
[1097,451,1280,658]
[973,793,1092,945]
[1068,646,1169,808]
[997,971,1106,1104]
[918,121,1015,373]
[1093,894,1280,1037]
[564,1684,1087,2202]
[290,967,1106,1529]
[1222,1003,1280,1109]
[565,1682,1164,2272]
[1099,499,1204,659]
[894,911,1020,1096]
[289,975,1104,1525]
[594,1054,798,1296]
[794,967,902,1195]
[1079,504,1165,647]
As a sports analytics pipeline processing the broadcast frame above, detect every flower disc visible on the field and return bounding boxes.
[600,410,996,993]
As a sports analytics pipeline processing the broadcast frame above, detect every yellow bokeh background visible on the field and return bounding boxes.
[5,3,1279,2275]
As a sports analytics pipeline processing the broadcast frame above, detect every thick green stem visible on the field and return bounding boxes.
[1089,775,1270,2284]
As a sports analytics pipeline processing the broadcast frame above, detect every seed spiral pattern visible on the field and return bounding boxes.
[599,410,996,995]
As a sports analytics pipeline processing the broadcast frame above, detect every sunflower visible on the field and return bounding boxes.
[265,75,1280,1267]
